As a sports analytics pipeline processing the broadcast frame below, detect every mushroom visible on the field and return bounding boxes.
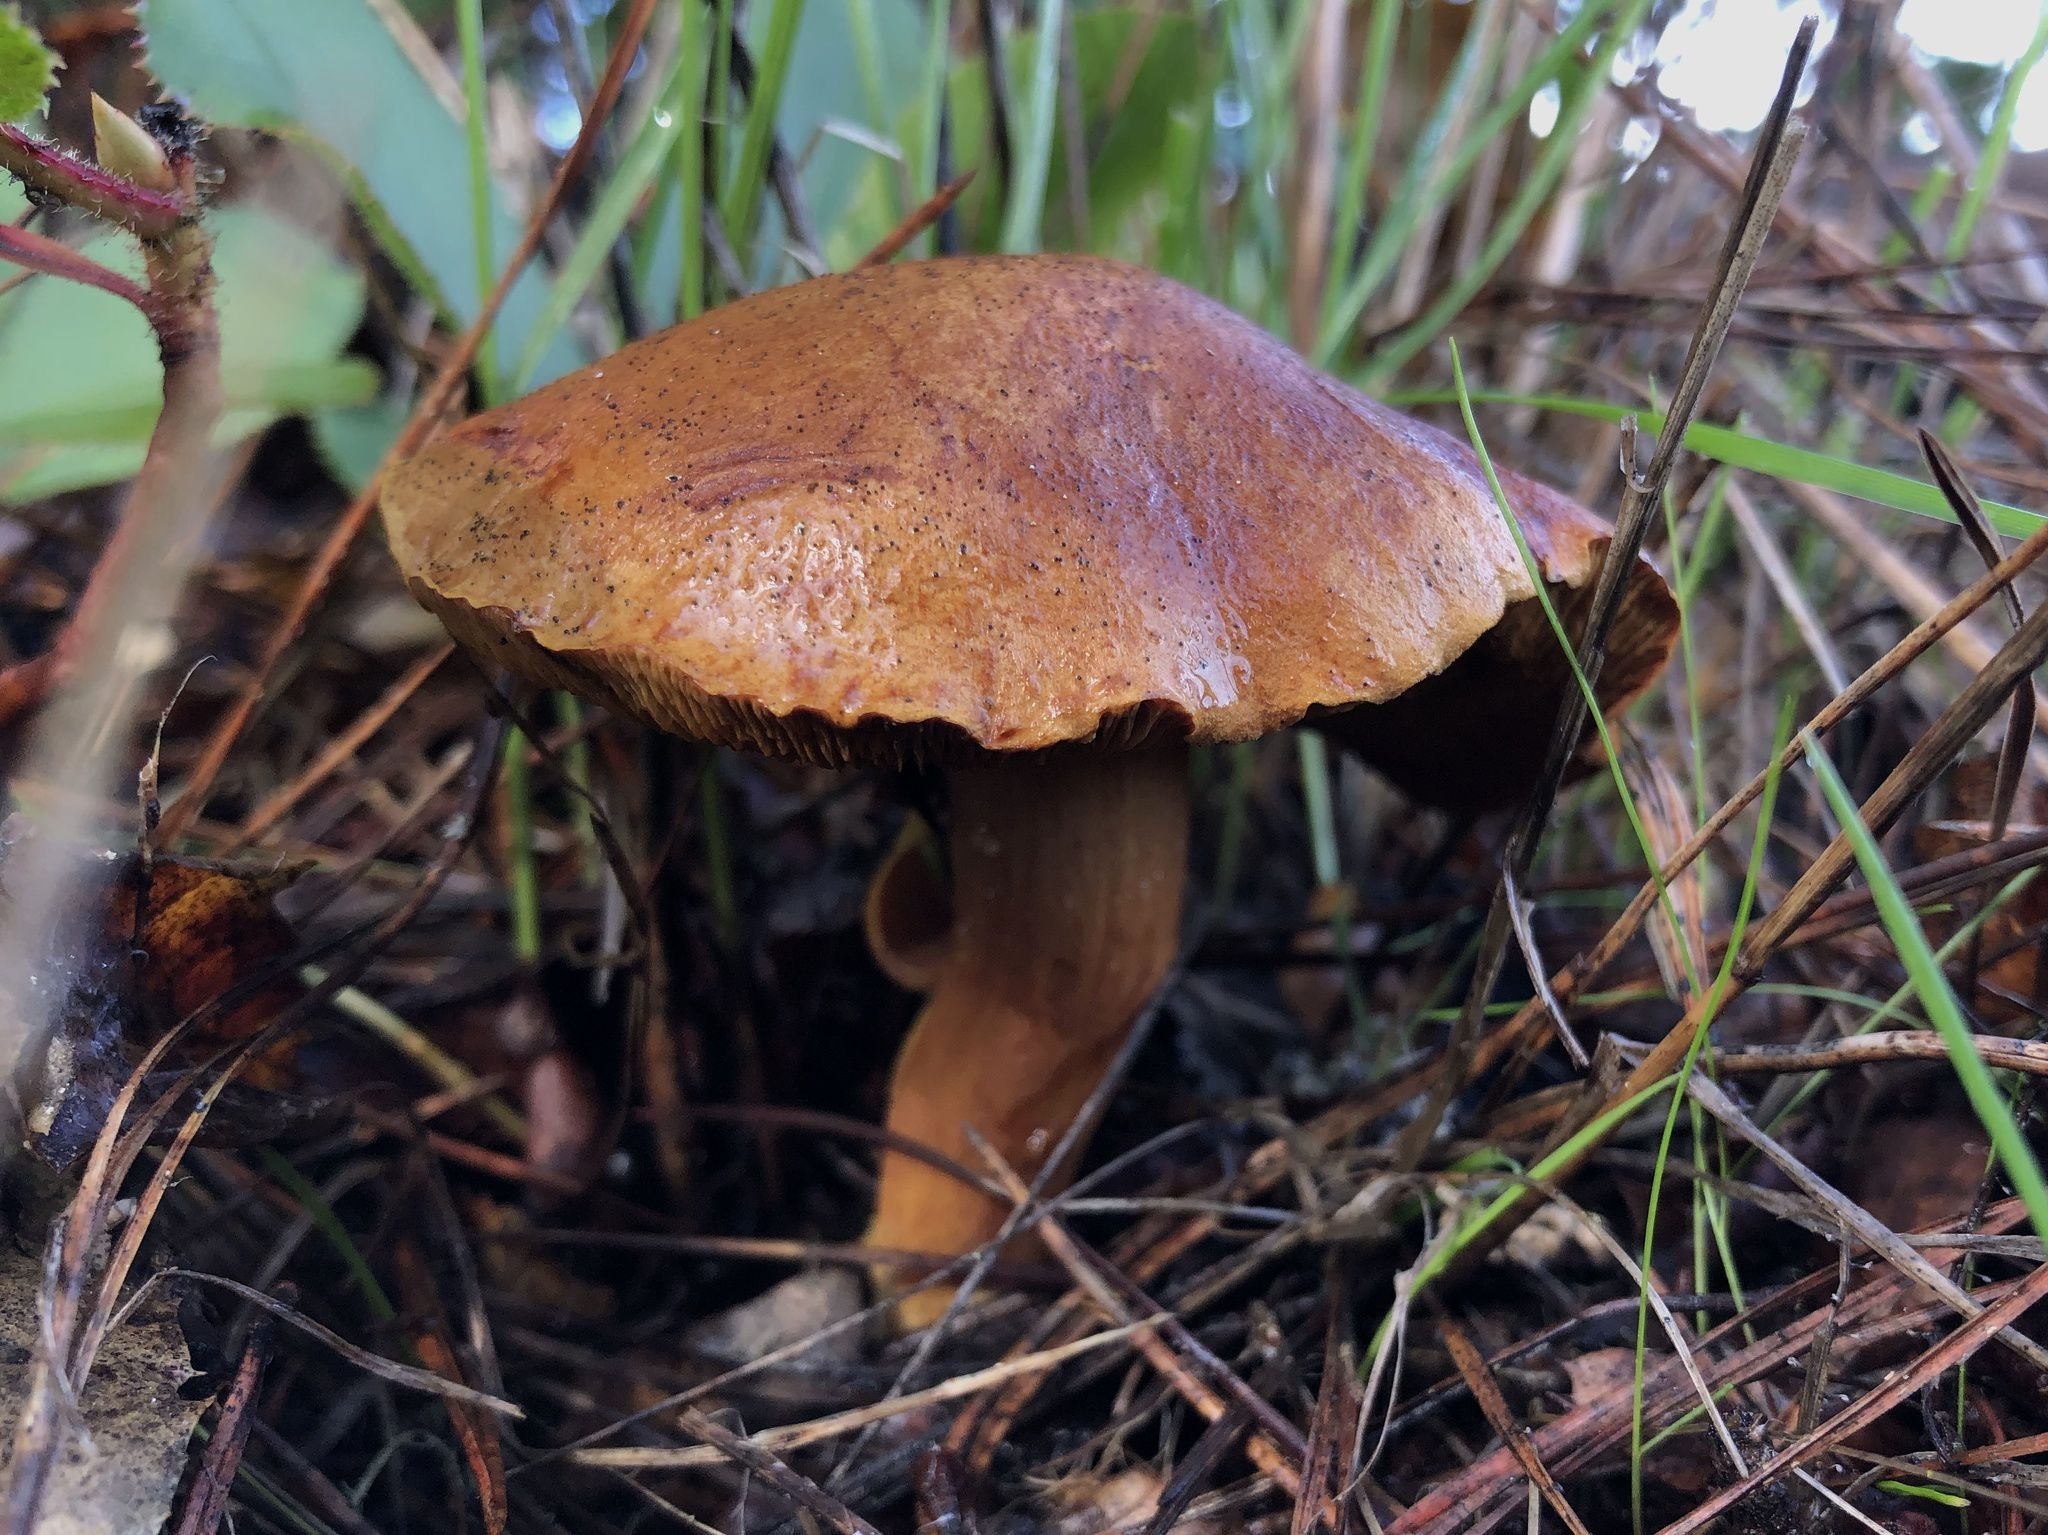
[380,254,1677,1323]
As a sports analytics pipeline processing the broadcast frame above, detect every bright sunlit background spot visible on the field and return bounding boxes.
[1635,0,2048,152]
[1899,0,2048,150]
[1654,0,1835,133]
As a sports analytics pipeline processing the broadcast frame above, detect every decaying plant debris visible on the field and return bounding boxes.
[5,3,2048,1534]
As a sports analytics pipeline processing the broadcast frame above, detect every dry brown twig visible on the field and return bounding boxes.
[166,1303,274,1535]
[967,1130,1322,1507]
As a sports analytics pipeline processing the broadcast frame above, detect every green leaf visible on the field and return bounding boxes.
[311,392,410,494]
[0,204,375,501]
[0,6,56,125]
[137,0,582,385]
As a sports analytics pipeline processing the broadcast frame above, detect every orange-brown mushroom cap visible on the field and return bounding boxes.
[382,255,1674,788]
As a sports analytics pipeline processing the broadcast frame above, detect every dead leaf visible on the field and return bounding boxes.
[1559,1347,1637,1407]
[1036,1468,1166,1535]
[109,857,301,1077]
[1847,1110,1988,1236]
[684,1268,868,1366]
[4,829,331,1169]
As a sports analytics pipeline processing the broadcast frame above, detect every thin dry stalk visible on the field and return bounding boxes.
[1395,19,1811,1172]
[1659,1259,2048,1535]
[1483,499,2048,1086]
[1439,1317,1592,1535]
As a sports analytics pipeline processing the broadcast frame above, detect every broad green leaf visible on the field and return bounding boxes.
[311,392,411,494]
[0,6,56,124]
[138,0,581,384]
[0,204,376,501]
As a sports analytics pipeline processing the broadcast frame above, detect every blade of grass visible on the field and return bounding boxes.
[511,51,690,390]
[910,0,949,255]
[1295,730,1371,1042]
[1750,869,2039,1140]
[1315,0,1617,366]
[998,0,1068,252]
[502,730,542,969]
[1388,390,2044,536]
[719,0,807,263]
[456,0,499,399]
[1801,733,2048,1246]
[1317,0,1399,338]
[1949,4,2048,261]
[1360,0,1653,388]
[1211,740,1256,914]
[1453,346,1706,999]
[255,1149,398,1325]
[711,0,735,269]
[1630,693,1791,1535]
[677,0,710,320]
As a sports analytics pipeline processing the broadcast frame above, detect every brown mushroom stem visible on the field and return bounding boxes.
[865,738,1188,1325]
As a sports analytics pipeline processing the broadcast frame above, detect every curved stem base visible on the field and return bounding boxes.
[865,739,1189,1327]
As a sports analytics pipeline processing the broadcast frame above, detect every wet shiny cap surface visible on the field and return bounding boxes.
[382,254,1671,770]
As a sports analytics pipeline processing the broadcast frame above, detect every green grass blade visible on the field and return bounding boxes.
[998,0,1069,253]
[1448,344,1704,1001]
[455,0,498,399]
[1631,693,1792,1533]
[677,0,710,321]
[1360,0,1653,387]
[1316,0,1617,366]
[1801,731,2048,1245]
[502,728,542,967]
[511,62,688,390]
[719,0,807,262]
[1950,5,2048,260]
[1319,0,1401,336]
[910,0,950,246]
[1390,388,2044,535]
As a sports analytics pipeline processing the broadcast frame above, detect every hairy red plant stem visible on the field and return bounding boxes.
[0,219,147,305]
[0,124,185,237]
[0,114,218,736]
